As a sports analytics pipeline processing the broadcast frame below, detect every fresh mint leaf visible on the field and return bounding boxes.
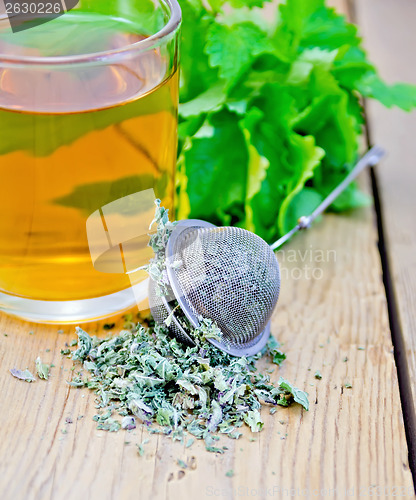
[179,83,227,118]
[326,184,372,212]
[180,1,219,102]
[293,68,360,208]
[356,73,416,111]
[300,6,361,51]
[240,84,297,241]
[287,47,338,86]
[281,188,323,232]
[177,0,416,241]
[241,83,322,241]
[178,109,248,222]
[272,0,325,62]
[277,134,324,235]
[332,46,375,88]
[229,0,271,8]
[240,112,270,234]
[205,22,272,87]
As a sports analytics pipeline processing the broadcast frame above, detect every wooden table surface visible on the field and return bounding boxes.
[1,1,416,499]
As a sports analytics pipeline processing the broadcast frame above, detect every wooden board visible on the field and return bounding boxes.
[0,1,415,498]
[0,172,413,499]
[354,0,416,452]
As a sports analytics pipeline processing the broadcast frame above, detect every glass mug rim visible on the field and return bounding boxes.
[0,0,181,67]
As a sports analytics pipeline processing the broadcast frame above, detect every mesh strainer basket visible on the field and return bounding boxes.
[148,219,280,356]
[145,147,385,356]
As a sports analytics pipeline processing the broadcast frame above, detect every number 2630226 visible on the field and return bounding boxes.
[5,3,63,15]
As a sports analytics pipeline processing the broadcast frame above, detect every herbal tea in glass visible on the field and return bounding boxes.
[0,1,181,322]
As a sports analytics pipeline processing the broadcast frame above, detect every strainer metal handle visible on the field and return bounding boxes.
[270,145,385,250]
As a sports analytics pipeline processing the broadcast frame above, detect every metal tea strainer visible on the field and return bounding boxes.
[148,146,385,357]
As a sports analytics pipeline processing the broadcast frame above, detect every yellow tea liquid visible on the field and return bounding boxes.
[0,14,178,301]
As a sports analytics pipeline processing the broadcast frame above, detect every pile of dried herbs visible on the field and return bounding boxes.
[69,324,307,451]
[67,201,308,452]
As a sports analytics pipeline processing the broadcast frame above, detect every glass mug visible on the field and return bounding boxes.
[0,0,181,322]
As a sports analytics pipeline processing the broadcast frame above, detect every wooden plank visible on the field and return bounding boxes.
[353,0,416,466]
[0,173,413,499]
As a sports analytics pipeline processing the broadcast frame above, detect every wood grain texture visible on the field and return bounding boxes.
[0,173,413,499]
[0,1,415,498]
[354,0,416,445]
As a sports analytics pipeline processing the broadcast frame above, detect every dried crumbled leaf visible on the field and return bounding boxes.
[278,377,309,411]
[270,348,286,366]
[243,409,263,432]
[121,416,136,430]
[186,438,195,448]
[72,327,93,361]
[10,368,35,383]
[206,445,224,454]
[10,368,36,382]
[207,400,223,432]
[35,357,50,380]
[137,439,150,456]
